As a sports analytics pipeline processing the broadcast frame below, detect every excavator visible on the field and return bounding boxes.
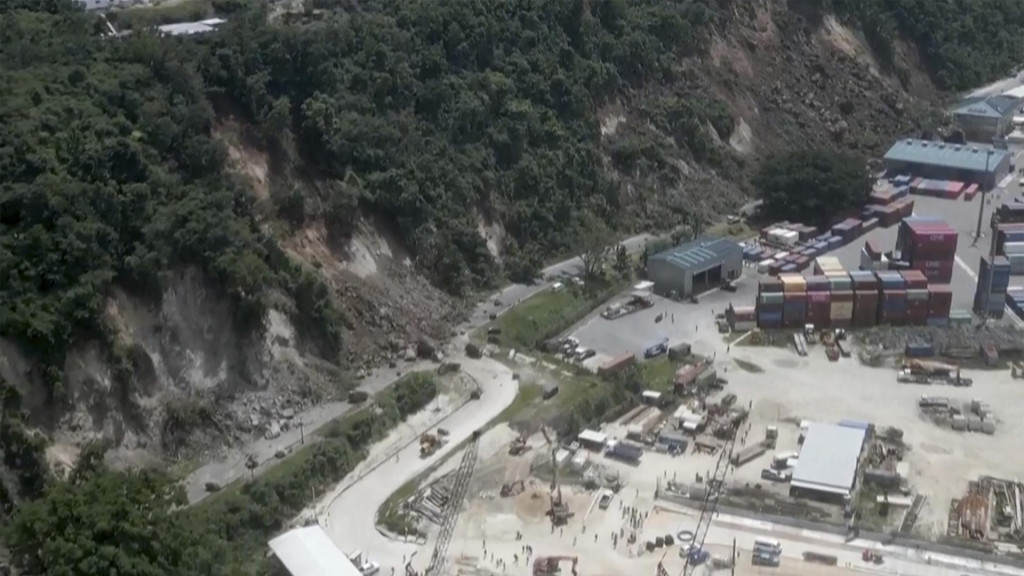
[500,479,525,497]
[420,432,445,457]
[532,555,578,576]
[541,426,573,525]
[509,433,529,455]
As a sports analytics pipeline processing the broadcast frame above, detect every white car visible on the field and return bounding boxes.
[349,552,380,576]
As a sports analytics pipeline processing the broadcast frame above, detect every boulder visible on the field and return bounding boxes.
[416,337,437,358]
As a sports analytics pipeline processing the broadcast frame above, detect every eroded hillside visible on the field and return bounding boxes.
[3,0,1022,475]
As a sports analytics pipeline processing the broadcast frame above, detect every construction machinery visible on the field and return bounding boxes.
[1011,361,1024,379]
[423,431,481,576]
[420,432,445,457]
[541,426,573,525]
[500,479,524,497]
[532,556,578,576]
[677,422,737,576]
[509,433,529,455]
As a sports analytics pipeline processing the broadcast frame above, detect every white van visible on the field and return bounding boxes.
[753,538,782,554]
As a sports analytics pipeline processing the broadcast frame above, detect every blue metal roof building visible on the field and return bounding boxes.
[647,237,742,297]
[883,139,1011,190]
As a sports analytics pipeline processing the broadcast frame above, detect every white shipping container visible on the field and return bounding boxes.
[768,229,786,243]
[780,230,799,246]
[774,251,790,261]
[758,259,775,273]
[1004,241,1024,255]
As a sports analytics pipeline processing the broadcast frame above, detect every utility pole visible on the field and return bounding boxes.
[298,419,305,445]
[980,211,1001,326]
[973,149,995,245]
[730,538,737,576]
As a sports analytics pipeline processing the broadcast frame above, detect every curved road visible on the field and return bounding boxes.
[318,355,519,572]
[185,233,652,504]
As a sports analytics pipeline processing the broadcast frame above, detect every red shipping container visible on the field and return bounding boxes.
[906,300,929,326]
[927,284,953,317]
[909,228,958,250]
[898,270,929,289]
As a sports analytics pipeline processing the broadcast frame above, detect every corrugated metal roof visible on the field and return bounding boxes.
[884,140,1009,173]
[790,422,866,495]
[650,236,740,272]
[268,526,363,576]
[952,95,1020,118]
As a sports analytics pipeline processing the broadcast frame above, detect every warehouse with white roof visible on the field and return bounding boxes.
[789,422,867,503]
[268,525,366,576]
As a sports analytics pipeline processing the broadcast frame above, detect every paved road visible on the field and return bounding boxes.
[184,233,653,504]
[666,505,1024,576]
[318,355,519,573]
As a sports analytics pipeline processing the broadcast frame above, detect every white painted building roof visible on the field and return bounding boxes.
[790,422,866,496]
[577,429,607,446]
[641,390,662,400]
[268,526,363,576]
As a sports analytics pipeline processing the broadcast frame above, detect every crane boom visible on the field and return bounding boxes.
[680,433,736,576]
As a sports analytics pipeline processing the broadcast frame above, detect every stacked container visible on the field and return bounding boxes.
[962,183,979,202]
[828,272,855,328]
[995,222,1024,275]
[805,276,831,327]
[996,197,1024,223]
[780,274,808,328]
[757,278,784,328]
[814,256,844,276]
[1006,287,1024,321]
[727,304,756,331]
[900,270,929,326]
[897,217,958,283]
[973,256,1010,319]
[927,284,953,326]
[849,271,880,327]
[876,271,907,325]
[831,218,863,244]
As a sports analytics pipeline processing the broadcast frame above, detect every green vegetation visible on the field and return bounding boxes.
[755,149,871,226]
[834,0,1024,91]
[485,280,624,350]
[0,380,49,522]
[3,373,438,575]
[636,357,681,393]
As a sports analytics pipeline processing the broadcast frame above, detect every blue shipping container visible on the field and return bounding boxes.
[926,317,950,327]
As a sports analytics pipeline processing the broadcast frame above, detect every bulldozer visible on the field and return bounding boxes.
[420,432,445,457]
[532,555,578,576]
[500,479,525,497]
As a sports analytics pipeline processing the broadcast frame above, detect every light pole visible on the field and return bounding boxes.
[973,149,995,245]
[298,419,305,445]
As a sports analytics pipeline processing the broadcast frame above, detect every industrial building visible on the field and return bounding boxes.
[950,94,1021,142]
[883,139,1012,190]
[646,237,741,298]
[268,526,365,576]
[790,422,867,503]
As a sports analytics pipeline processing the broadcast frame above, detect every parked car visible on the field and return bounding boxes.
[599,492,612,510]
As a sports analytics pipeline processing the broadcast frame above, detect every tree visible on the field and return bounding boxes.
[754,149,871,225]
[613,244,630,276]
[572,211,613,279]
[6,463,219,576]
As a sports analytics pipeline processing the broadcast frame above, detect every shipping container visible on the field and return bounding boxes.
[609,440,644,462]
[730,443,769,466]
[759,278,784,293]
[899,270,929,289]
[599,353,637,375]
[927,284,952,318]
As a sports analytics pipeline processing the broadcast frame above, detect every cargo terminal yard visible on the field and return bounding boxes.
[272,151,1024,576]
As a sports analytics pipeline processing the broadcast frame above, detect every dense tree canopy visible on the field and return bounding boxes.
[834,0,1024,91]
[754,150,871,225]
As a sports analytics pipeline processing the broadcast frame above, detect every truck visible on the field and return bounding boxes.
[729,441,769,467]
[644,338,669,359]
[608,440,644,462]
[601,291,654,320]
